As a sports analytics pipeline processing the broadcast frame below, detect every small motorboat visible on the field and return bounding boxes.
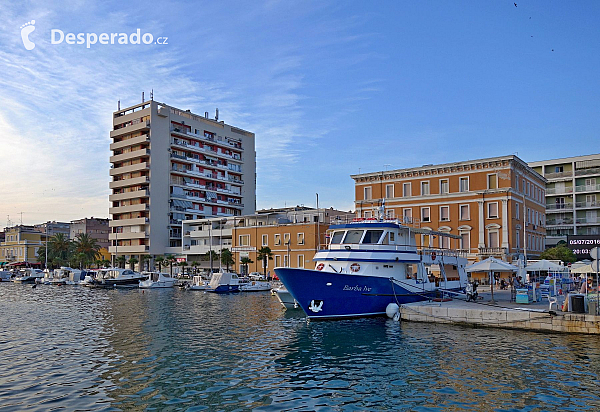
[51,267,83,285]
[89,267,146,287]
[240,279,272,292]
[13,268,44,284]
[205,272,240,293]
[183,275,210,291]
[139,272,177,289]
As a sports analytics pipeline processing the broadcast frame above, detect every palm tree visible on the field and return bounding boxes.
[116,255,127,269]
[166,255,177,276]
[128,257,139,270]
[240,257,253,276]
[36,245,48,268]
[102,259,111,268]
[221,248,234,272]
[155,256,165,272]
[256,247,273,279]
[73,233,101,267]
[94,259,103,268]
[49,233,71,262]
[139,254,151,271]
[177,261,187,277]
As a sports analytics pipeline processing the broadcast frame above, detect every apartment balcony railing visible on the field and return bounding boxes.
[576,217,600,224]
[546,186,574,195]
[545,171,573,180]
[546,218,574,226]
[575,184,600,193]
[478,247,508,257]
[575,167,600,177]
[545,203,573,211]
[575,201,600,208]
[171,127,243,151]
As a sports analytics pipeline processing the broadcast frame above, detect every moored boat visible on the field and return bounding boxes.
[90,267,146,287]
[272,286,299,309]
[205,272,240,293]
[274,215,469,319]
[184,275,210,291]
[13,268,44,284]
[139,272,177,289]
[240,279,272,292]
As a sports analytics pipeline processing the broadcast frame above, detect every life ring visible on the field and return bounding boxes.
[431,252,436,260]
[350,263,360,272]
[316,263,324,271]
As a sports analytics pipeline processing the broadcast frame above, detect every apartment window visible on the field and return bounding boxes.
[516,229,520,248]
[239,234,250,246]
[460,232,470,251]
[421,207,430,223]
[440,206,450,221]
[385,184,394,199]
[385,209,395,219]
[421,181,430,195]
[298,254,304,268]
[275,255,281,267]
[440,179,449,194]
[441,234,451,249]
[459,177,469,192]
[364,211,372,218]
[527,181,530,197]
[274,234,281,246]
[460,204,470,220]
[527,208,531,224]
[297,233,304,245]
[555,166,564,173]
[403,208,412,223]
[283,255,289,267]
[516,179,519,192]
[284,233,290,245]
[261,234,268,246]
[487,174,498,190]
[488,202,499,219]
[489,231,499,248]
[403,183,411,197]
[364,186,372,200]
[515,203,520,219]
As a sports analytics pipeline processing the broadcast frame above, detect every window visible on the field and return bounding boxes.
[516,229,520,248]
[363,211,372,218]
[261,234,268,246]
[487,174,498,190]
[385,209,395,219]
[274,234,281,246]
[275,255,281,267]
[330,231,345,244]
[403,208,412,223]
[460,204,470,220]
[403,183,411,197]
[363,230,384,244]
[460,232,470,251]
[284,233,290,245]
[489,231,499,248]
[488,202,499,218]
[527,181,530,196]
[298,254,304,268]
[440,206,450,221]
[441,234,450,249]
[555,165,564,173]
[421,207,430,222]
[421,181,430,195]
[516,203,520,219]
[283,255,289,267]
[385,184,394,199]
[297,233,304,245]
[343,230,364,244]
[364,186,372,200]
[440,179,449,194]
[459,177,469,192]
[239,234,250,246]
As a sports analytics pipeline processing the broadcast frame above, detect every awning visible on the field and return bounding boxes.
[172,199,193,208]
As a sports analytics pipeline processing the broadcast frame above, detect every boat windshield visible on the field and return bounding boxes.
[362,230,384,244]
[330,231,345,244]
[343,230,363,244]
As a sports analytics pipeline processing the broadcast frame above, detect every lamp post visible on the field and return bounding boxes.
[316,193,320,253]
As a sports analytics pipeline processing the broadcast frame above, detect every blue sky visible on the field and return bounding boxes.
[1,0,599,225]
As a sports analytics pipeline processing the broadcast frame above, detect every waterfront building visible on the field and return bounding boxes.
[34,221,71,238]
[70,217,110,250]
[109,99,256,260]
[352,155,546,262]
[528,154,600,247]
[0,225,46,265]
[182,206,353,274]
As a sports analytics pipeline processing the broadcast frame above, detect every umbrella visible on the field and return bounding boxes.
[526,260,563,272]
[466,257,518,303]
[570,264,594,274]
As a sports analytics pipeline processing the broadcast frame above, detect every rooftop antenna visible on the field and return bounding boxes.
[150,89,154,100]
[215,108,219,121]
[142,92,145,103]
[384,164,391,171]
[118,100,120,110]
[19,212,23,225]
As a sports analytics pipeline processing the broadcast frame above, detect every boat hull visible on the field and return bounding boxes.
[274,267,441,319]
[206,285,240,293]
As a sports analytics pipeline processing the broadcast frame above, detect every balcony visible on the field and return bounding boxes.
[109,176,149,189]
[546,186,573,195]
[110,148,150,163]
[576,217,600,225]
[109,232,148,240]
[109,217,148,227]
[544,170,573,180]
[109,203,149,214]
[108,245,148,254]
[575,184,600,193]
[575,167,600,177]
[545,203,573,212]
[110,134,149,151]
[478,247,508,258]
[110,120,150,138]
[110,162,149,176]
[575,201,599,209]
[109,189,149,202]
[546,218,574,226]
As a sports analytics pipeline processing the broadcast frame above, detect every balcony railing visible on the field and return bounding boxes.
[545,171,573,179]
[576,217,600,224]
[575,184,600,193]
[546,218,574,225]
[575,167,600,177]
[575,201,599,208]
[546,186,574,195]
[478,247,508,256]
[545,203,573,211]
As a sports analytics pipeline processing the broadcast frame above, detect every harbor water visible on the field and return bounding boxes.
[1,283,600,411]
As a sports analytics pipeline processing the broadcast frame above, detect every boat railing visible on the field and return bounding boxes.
[420,247,467,259]
[327,244,418,253]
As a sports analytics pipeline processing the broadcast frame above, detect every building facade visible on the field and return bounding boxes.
[109,99,256,259]
[70,217,110,250]
[0,226,46,265]
[182,207,353,274]
[352,155,547,262]
[528,154,600,247]
[34,221,71,238]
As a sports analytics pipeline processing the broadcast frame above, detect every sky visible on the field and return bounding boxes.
[0,0,599,226]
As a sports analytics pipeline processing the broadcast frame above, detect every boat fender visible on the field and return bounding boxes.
[386,303,400,319]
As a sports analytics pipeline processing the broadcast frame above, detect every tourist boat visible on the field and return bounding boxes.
[90,267,146,287]
[274,213,469,319]
[184,275,210,291]
[13,268,44,284]
[51,267,83,285]
[205,272,241,293]
[240,279,272,292]
[139,272,177,289]
[272,286,299,309]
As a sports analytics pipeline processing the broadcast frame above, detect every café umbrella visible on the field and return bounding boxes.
[466,257,518,303]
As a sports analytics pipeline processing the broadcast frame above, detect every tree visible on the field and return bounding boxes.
[155,256,165,272]
[94,259,103,268]
[36,245,48,268]
[115,255,127,269]
[177,261,187,277]
[139,254,151,272]
[128,257,139,270]
[540,245,577,264]
[240,257,253,276]
[102,259,111,268]
[166,255,177,276]
[48,233,71,262]
[221,248,234,272]
[256,247,273,279]
[73,233,101,267]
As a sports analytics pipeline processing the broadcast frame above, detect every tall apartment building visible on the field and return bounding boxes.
[70,217,110,250]
[529,154,600,247]
[352,155,546,262]
[109,99,256,258]
[182,207,353,274]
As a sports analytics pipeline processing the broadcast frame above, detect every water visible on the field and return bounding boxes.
[1,284,600,411]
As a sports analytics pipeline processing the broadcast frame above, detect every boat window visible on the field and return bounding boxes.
[343,230,364,244]
[124,270,133,275]
[330,231,345,244]
[362,230,384,244]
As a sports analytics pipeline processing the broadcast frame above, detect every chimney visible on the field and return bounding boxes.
[215,108,219,121]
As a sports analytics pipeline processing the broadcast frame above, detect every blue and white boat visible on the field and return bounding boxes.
[205,272,241,293]
[274,215,469,319]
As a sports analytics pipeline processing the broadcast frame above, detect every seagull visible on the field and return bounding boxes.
[552,49,554,51]
[514,2,517,7]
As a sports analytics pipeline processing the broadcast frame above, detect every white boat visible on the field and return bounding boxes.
[0,270,12,282]
[184,275,210,291]
[90,267,146,287]
[205,272,241,293]
[240,279,273,292]
[13,268,44,284]
[51,267,83,285]
[272,286,299,309]
[139,272,177,289]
